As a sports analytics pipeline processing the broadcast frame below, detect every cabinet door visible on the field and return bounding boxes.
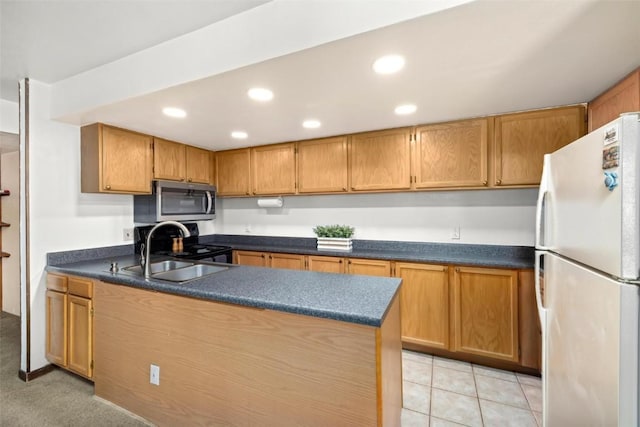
[346,258,391,277]
[588,69,640,132]
[414,119,488,188]
[452,266,519,362]
[153,138,186,181]
[396,263,449,350]
[251,143,296,195]
[68,295,93,378]
[518,270,541,370]
[349,128,412,191]
[269,253,306,270]
[298,137,348,193]
[216,149,251,196]
[185,146,212,184]
[101,125,153,193]
[234,250,268,267]
[307,256,345,274]
[494,106,586,186]
[45,290,67,366]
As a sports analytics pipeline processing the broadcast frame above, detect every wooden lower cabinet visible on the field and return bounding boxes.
[452,266,519,362]
[45,290,67,366]
[234,250,268,267]
[307,255,345,274]
[269,253,305,270]
[346,258,391,277]
[45,273,94,379]
[234,250,305,270]
[396,262,449,350]
[68,295,93,378]
[231,250,539,371]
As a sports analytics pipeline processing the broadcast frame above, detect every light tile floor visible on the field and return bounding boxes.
[401,350,542,427]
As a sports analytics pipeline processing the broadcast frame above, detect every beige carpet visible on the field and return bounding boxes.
[0,311,149,426]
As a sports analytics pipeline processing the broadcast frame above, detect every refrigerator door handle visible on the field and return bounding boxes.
[534,250,547,324]
[535,155,551,250]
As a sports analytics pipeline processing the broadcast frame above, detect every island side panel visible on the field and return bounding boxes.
[377,293,402,426]
[94,281,381,426]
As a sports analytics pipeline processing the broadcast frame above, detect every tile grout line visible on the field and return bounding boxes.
[471,365,486,427]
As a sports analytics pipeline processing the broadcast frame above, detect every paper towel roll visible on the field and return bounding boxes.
[257,197,283,208]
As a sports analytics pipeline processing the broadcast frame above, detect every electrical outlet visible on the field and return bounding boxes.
[245,224,252,233]
[123,228,134,241]
[150,364,160,385]
[451,226,461,240]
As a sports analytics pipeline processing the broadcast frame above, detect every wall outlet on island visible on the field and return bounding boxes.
[123,228,134,241]
[451,226,461,240]
[150,364,160,386]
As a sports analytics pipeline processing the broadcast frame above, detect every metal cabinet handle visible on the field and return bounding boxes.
[105,185,111,190]
[496,179,502,185]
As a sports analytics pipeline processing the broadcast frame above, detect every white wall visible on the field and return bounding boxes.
[25,80,138,371]
[218,189,537,246]
[2,151,20,315]
[0,99,19,133]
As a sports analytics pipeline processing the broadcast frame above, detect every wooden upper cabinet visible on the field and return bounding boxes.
[251,143,296,195]
[493,105,586,186]
[154,139,212,184]
[81,123,153,194]
[414,119,488,189]
[216,149,251,196]
[153,138,186,182]
[346,258,391,277]
[210,153,217,186]
[185,146,212,184]
[349,128,412,191]
[588,68,640,132]
[452,266,519,362]
[297,136,348,193]
[396,262,450,350]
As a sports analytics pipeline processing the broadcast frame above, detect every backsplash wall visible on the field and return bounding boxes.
[217,188,538,246]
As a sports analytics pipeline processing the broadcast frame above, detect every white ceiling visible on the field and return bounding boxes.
[1,0,639,152]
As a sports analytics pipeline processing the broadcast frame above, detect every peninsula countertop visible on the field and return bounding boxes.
[46,254,401,327]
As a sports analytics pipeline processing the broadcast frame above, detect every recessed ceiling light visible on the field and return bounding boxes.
[373,55,405,75]
[231,131,248,139]
[248,87,274,102]
[162,107,187,118]
[302,120,321,129]
[394,104,417,115]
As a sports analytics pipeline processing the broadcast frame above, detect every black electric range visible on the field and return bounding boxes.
[134,223,232,263]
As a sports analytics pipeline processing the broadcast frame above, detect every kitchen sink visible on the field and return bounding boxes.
[151,264,229,282]
[119,259,229,283]
[123,260,195,275]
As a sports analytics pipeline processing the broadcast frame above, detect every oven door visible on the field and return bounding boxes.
[156,181,216,221]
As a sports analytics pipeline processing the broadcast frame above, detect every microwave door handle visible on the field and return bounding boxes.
[205,191,213,214]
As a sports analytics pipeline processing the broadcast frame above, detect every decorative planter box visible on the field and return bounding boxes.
[317,237,353,252]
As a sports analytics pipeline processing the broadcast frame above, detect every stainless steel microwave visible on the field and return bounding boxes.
[134,180,216,223]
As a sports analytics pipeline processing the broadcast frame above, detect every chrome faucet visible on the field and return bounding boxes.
[142,221,191,279]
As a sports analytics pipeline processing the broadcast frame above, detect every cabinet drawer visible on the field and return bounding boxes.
[68,277,93,298]
[46,274,68,292]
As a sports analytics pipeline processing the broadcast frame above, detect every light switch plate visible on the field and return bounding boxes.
[150,364,160,385]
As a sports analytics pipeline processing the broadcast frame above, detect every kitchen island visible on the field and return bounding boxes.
[47,254,402,426]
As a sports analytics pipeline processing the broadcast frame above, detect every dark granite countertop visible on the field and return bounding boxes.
[46,253,401,328]
[202,235,535,269]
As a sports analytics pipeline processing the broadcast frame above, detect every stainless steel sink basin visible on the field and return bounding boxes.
[151,264,229,282]
[123,260,194,275]
[119,259,229,283]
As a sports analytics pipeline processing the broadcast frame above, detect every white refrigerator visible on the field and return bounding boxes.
[535,112,640,426]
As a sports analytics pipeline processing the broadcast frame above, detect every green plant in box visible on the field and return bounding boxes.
[313,224,354,238]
